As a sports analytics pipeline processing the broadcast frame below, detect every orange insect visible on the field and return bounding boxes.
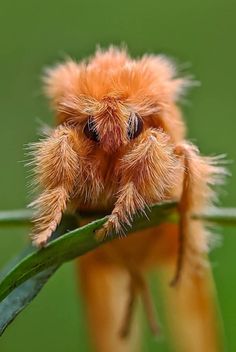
[29,47,225,352]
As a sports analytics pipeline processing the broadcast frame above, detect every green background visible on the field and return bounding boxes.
[0,0,235,351]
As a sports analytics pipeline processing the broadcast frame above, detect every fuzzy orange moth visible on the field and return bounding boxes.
[29,47,225,352]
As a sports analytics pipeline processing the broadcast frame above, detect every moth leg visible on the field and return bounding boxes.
[30,187,70,247]
[29,125,81,247]
[96,181,146,239]
[96,129,180,239]
[120,270,159,338]
[170,145,190,286]
[119,278,136,339]
[170,143,224,286]
[134,271,160,336]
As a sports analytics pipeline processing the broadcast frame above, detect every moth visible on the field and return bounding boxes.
[29,47,225,352]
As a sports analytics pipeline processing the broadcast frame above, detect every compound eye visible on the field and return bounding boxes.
[127,112,143,139]
[84,117,99,142]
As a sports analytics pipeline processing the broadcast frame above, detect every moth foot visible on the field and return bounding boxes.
[95,215,119,241]
[31,228,53,248]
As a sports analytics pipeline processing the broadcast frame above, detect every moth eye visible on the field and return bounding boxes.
[127,112,143,140]
[84,117,99,142]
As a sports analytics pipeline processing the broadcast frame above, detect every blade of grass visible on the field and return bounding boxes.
[1,204,236,227]
[0,209,32,227]
[0,202,176,303]
[0,215,78,335]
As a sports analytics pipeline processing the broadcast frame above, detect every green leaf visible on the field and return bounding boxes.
[0,263,58,335]
[0,202,177,304]
[0,215,78,335]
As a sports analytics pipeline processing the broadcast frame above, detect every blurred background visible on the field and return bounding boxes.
[0,0,235,351]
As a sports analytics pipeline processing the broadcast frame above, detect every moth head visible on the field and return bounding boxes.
[82,99,144,153]
[43,47,192,151]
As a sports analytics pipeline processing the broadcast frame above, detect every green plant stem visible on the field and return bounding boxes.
[0,210,32,227]
[193,207,236,226]
[1,203,236,227]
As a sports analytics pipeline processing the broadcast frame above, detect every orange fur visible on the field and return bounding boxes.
[29,47,226,351]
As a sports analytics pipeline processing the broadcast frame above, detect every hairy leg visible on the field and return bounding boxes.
[29,125,85,247]
[171,142,225,285]
[96,129,181,239]
[96,130,225,286]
